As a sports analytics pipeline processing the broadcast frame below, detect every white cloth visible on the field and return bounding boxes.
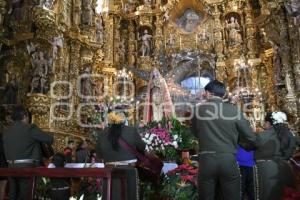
[48,162,177,174]
[48,163,105,168]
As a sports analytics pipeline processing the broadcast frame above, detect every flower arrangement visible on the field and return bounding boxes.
[107,112,125,124]
[161,164,198,200]
[272,111,287,125]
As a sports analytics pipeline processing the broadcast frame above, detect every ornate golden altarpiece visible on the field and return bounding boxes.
[0,0,299,150]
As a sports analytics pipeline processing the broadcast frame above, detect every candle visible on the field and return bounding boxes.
[179,36,182,50]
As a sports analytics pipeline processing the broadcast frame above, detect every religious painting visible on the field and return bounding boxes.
[175,8,203,34]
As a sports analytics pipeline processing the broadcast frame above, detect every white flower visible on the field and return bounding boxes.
[172,141,178,148]
[173,135,179,140]
[145,133,149,138]
[272,111,287,124]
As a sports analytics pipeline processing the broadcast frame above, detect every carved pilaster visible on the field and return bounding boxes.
[154,14,164,57]
[245,0,256,58]
[128,21,136,66]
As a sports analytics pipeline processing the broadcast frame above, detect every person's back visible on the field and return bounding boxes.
[97,125,145,162]
[96,112,145,200]
[191,80,256,200]
[194,99,251,153]
[3,106,53,200]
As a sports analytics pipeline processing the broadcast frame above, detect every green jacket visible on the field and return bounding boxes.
[3,121,53,162]
[255,127,297,160]
[192,97,256,154]
[96,125,146,162]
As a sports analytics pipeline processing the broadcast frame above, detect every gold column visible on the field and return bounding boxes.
[245,0,256,59]
[128,21,136,66]
[212,4,225,81]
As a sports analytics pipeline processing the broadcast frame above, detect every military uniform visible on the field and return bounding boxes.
[96,125,145,200]
[254,127,296,200]
[191,97,256,200]
[3,121,53,200]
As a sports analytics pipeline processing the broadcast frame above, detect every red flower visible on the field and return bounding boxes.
[181,175,193,182]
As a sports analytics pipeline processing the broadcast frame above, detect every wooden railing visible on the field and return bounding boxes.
[0,167,127,200]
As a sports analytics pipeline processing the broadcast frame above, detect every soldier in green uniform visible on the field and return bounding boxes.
[2,106,53,200]
[254,111,297,200]
[191,80,256,200]
[96,112,146,200]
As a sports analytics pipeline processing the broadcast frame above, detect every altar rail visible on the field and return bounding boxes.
[0,167,127,200]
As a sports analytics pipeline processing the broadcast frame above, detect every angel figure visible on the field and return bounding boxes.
[144,68,174,123]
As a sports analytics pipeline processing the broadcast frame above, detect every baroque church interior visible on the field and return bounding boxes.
[0,0,300,198]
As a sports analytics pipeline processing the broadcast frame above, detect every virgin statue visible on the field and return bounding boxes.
[225,17,242,45]
[144,68,174,123]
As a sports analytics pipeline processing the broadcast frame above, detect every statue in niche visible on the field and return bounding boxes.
[285,0,300,25]
[225,16,242,46]
[144,68,174,123]
[119,38,126,63]
[143,0,152,6]
[2,74,19,104]
[82,0,93,26]
[81,67,93,98]
[51,35,64,60]
[40,0,54,9]
[176,9,201,33]
[139,29,152,57]
[92,79,103,97]
[73,0,82,26]
[8,0,24,21]
[95,17,104,43]
[30,51,49,93]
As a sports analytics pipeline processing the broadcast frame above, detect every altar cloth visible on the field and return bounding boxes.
[48,162,178,174]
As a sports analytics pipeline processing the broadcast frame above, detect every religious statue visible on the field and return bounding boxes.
[51,35,64,59]
[118,38,126,63]
[285,0,300,25]
[30,51,49,93]
[8,0,23,21]
[2,74,18,104]
[95,17,104,44]
[40,0,53,9]
[73,0,81,26]
[144,68,174,123]
[82,0,93,26]
[225,16,242,46]
[139,30,152,57]
[80,67,93,98]
[163,9,170,22]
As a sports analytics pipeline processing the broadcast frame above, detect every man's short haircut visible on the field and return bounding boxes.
[204,80,226,98]
[11,106,28,121]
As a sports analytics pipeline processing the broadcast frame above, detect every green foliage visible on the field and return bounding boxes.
[169,118,198,151]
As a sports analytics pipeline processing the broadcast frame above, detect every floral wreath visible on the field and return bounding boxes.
[271,111,287,125]
[107,112,125,124]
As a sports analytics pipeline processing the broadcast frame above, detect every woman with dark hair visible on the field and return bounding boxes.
[96,112,145,200]
[254,111,297,200]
